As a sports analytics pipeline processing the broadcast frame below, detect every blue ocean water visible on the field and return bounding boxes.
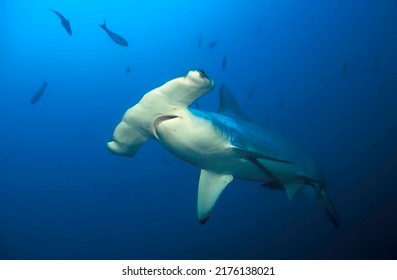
[1,0,397,260]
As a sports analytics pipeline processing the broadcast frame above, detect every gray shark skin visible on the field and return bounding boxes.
[107,70,339,228]
[50,10,72,36]
[99,21,128,47]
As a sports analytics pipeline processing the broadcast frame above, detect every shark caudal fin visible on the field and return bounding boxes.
[317,189,340,229]
[283,180,340,229]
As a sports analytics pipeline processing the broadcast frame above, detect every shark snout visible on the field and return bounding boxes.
[186,70,215,92]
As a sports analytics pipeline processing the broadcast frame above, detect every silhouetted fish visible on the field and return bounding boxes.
[50,10,72,36]
[279,99,284,110]
[30,81,48,105]
[160,155,170,166]
[222,56,227,70]
[377,83,384,94]
[257,23,262,34]
[198,33,202,47]
[78,128,91,140]
[90,179,100,188]
[208,41,218,48]
[99,21,128,47]
[247,86,255,99]
[126,67,131,73]
[372,54,379,76]
[192,100,200,109]
[342,62,348,75]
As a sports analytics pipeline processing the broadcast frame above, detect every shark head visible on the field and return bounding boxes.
[107,70,214,156]
[158,69,215,107]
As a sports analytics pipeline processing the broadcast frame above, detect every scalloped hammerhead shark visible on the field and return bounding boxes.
[107,70,339,228]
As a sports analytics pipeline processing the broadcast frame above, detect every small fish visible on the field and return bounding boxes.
[99,21,128,47]
[30,81,48,105]
[58,163,65,171]
[264,116,270,125]
[257,23,262,34]
[193,100,200,109]
[372,54,379,76]
[247,86,255,100]
[208,41,218,48]
[342,62,348,75]
[50,10,72,36]
[160,155,170,166]
[279,99,284,110]
[126,67,131,73]
[79,128,91,140]
[198,33,202,48]
[222,56,227,70]
[90,179,100,188]
[377,83,384,94]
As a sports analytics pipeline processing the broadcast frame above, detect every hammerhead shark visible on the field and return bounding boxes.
[107,70,339,228]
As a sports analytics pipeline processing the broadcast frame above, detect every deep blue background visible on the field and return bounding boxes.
[1,0,397,259]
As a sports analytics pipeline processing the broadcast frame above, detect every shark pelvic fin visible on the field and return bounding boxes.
[219,84,250,121]
[284,181,304,201]
[197,169,233,224]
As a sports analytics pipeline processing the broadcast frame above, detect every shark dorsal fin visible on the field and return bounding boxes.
[219,84,250,121]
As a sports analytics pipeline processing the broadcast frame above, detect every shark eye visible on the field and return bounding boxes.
[197,69,208,79]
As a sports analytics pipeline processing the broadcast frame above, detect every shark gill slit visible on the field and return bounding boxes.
[153,115,179,138]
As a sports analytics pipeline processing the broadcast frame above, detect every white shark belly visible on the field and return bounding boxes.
[155,114,270,181]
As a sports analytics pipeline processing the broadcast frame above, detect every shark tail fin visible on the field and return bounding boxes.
[290,179,340,229]
[317,189,340,229]
[49,9,60,16]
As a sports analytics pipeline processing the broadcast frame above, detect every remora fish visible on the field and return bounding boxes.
[107,70,339,228]
[99,21,128,47]
[247,86,255,100]
[198,33,202,48]
[50,10,72,36]
[30,81,48,105]
[222,55,227,70]
[208,41,218,48]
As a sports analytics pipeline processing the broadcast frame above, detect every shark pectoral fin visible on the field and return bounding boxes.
[197,169,233,224]
[285,181,304,201]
